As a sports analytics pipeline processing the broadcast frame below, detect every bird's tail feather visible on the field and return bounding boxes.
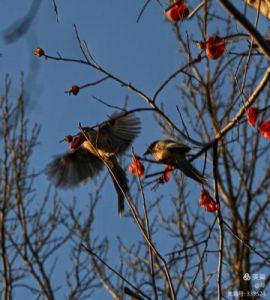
[176,157,207,184]
[106,158,129,216]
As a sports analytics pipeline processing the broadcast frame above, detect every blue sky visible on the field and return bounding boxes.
[1,1,269,299]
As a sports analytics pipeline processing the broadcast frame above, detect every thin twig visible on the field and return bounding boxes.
[223,220,270,264]
[81,244,151,300]
[137,0,152,23]
[212,141,223,300]
[191,216,218,289]
[131,149,158,300]
[51,0,59,22]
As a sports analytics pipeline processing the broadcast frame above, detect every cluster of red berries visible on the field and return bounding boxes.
[128,157,174,185]
[128,155,145,177]
[198,189,220,212]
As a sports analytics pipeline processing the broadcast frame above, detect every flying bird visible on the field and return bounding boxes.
[144,140,207,184]
[46,112,141,215]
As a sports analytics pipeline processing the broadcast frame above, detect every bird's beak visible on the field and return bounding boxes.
[143,149,150,156]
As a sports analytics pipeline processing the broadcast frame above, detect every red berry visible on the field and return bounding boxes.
[158,165,173,184]
[165,3,189,22]
[34,48,45,57]
[258,120,270,139]
[247,107,260,128]
[69,85,80,95]
[205,36,226,59]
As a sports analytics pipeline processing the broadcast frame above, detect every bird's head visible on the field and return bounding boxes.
[143,140,159,156]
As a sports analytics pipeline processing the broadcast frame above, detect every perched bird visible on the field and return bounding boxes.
[46,112,141,215]
[144,140,207,184]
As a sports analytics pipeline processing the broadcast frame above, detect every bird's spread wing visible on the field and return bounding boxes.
[166,141,191,153]
[93,112,141,154]
[46,148,104,188]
